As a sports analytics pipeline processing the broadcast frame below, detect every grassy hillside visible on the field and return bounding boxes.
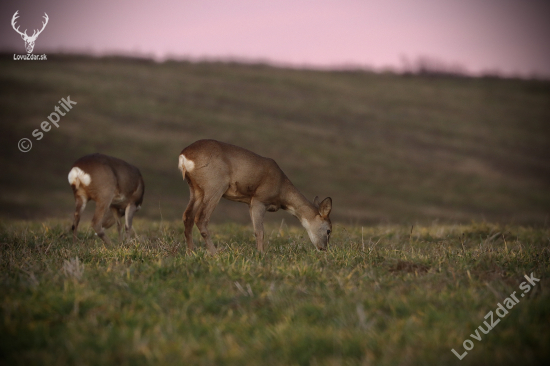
[1,220,548,365]
[1,54,549,224]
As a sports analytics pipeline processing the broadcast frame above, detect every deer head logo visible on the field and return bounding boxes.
[11,11,49,54]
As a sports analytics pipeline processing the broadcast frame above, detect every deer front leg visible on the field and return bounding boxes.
[125,204,138,240]
[249,199,267,253]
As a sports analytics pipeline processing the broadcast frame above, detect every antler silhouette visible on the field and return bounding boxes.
[11,11,28,38]
[31,13,49,39]
[11,11,49,41]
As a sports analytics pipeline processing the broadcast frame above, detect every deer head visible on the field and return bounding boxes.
[12,11,49,54]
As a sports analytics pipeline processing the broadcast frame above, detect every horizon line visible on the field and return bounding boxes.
[2,49,549,81]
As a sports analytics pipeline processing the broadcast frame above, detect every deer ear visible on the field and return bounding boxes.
[21,34,26,40]
[318,197,332,218]
[313,196,320,208]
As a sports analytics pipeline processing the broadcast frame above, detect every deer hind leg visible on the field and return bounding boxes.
[102,208,117,229]
[194,186,226,256]
[183,186,202,252]
[249,199,267,253]
[104,207,123,242]
[72,194,87,243]
[91,196,113,247]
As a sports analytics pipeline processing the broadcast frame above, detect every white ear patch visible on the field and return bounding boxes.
[178,154,195,173]
[68,167,92,187]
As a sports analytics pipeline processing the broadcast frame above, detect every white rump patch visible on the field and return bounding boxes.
[178,154,195,173]
[68,167,91,187]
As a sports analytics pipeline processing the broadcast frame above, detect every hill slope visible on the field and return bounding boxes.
[1,55,549,224]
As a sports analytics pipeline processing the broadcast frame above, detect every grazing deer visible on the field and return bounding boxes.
[68,153,144,245]
[178,139,332,255]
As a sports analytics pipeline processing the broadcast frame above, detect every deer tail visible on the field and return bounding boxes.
[68,167,91,189]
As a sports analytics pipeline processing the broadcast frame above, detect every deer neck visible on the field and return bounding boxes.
[281,180,318,226]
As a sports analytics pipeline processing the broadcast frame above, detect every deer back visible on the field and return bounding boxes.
[69,154,144,206]
[180,140,287,198]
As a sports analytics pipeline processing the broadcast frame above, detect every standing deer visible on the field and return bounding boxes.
[11,11,49,54]
[68,153,144,245]
[178,139,332,255]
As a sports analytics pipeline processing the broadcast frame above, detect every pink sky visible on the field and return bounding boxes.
[2,0,550,77]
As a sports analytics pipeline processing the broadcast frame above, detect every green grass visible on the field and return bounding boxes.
[1,220,549,365]
[1,54,549,224]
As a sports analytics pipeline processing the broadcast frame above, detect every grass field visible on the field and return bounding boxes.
[1,220,549,365]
